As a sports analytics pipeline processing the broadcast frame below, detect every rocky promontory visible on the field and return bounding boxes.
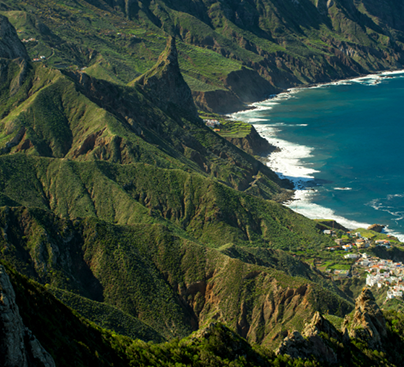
[367,224,386,233]
[224,125,279,156]
[133,36,198,119]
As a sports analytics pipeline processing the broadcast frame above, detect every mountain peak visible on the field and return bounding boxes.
[0,15,28,60]
[133,36,197,118]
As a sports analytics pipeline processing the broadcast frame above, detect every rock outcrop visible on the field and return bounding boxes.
[192,89,245,114]
[302,311,342,343]
[276,312,340,364]
[0,265,56,367]
[367,224,385,233]
[224,125,279,156]
[0,15,28,60]
[343,287,387,350]
[134,36,198,118]
[277,288,390,363]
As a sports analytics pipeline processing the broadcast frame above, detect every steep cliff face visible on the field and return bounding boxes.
[192,89,245,114]
[276,312,340,364]
[224,125,278,156]
[223,67,279,105]
[276,288,392,364]
[343,287,387,349]
[0,15,28,60]
[0,265,55,367]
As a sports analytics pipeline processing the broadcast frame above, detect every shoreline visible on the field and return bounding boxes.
[231,67,404,116]
[229,69,404,240]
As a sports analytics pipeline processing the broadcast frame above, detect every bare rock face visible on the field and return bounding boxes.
[367,224,385,233]
[224,125,279,156]
[0,265,56,367]
[276,330,311,359]
[276,312,339,364]
[302,311,341,343]
[343,287,387,350]
[134,36,198,118]
[276,288,391,364]
[0,15,28,60]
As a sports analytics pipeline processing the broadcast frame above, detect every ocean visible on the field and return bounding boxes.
[231,71,404,241]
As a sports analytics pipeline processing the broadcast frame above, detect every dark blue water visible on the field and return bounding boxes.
[233,73,404,239]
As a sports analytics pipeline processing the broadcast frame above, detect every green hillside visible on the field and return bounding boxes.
[1,1,404,365]
[5,262,404,366]
[1,0,404,112]
[0,20,353,349]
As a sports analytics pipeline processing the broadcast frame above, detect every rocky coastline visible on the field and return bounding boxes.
[232,68,404,233]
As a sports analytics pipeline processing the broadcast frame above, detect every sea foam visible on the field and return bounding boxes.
[253,124,370,229]
[231,73,404,239]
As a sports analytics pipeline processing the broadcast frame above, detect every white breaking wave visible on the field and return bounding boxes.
[254,124,370,230]
[380,70,404,76]
[366,195,404,241]
[253,125,317,183]
[233,71,404,238]
[287,189,372,230]
[242,118,268,123]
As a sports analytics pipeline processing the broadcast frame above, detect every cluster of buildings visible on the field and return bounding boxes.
[204,119,221,132]
[204,119,220,128]
[32,56,46,62]
[357,255,404,301]
[324,230,392,252]
[322,229,402,301]
[375,239,391,248]
[22,37,37,43]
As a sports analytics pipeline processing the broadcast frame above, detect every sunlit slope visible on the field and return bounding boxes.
[1,0,404,111]
[0,15,354,349]
[0,207,351,345]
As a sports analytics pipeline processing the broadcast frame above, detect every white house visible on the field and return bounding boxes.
[344,253,360,259]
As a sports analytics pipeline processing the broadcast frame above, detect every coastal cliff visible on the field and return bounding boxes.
[2,3,404,366]
[3,0,404,113]
[224,125,278,156]
[193,68,280,114]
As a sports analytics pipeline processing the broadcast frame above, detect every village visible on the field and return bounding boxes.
[362,255,404,301]
[322,228,403,301]
[324,229,392,252]
[203,119,221,132]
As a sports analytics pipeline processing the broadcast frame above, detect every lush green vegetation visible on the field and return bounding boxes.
[2,0,404,113]
[6,261,404,366]
[50,288,165,343]
[1,0,404,365]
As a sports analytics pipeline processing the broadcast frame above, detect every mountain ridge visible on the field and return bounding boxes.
[2,0,404,112]
[1,3,404,366]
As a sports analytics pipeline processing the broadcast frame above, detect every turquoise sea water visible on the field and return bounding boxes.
[232,72,404,240]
